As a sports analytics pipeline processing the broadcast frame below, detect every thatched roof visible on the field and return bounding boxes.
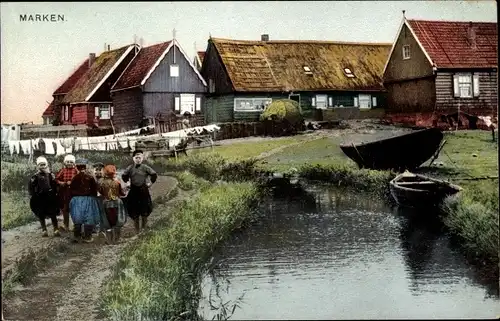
[210,38,391,92]
[62,45,135,103]
[53,59,90,95]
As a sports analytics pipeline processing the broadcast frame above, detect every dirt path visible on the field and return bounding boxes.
[2,175,182,321]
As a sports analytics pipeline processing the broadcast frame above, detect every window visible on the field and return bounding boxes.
[354,97,359,107]
[234,98,272,112]
[170,64,179,77]
[358,94,372,109]
[328,97,333,107]
[95,104,111,119]
[453,73,479,98]
[179,94,195,114]
[372,97,377,108]
[303,66,313,75]
[315,95,327,109]
[344,68,355,78]
[64,105,69,121]
[195,97,202,112]
[402,45,411,60]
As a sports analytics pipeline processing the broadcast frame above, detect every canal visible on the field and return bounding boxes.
[198,184,499,320]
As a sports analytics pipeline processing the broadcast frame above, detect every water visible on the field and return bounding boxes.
[199,184,499,320]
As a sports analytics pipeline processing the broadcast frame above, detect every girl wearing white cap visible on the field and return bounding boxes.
[56,154,78,231]
[28,157,60,237]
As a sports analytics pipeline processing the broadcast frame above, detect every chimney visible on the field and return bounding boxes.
[108,44,111,51]
[89,53,96,67]
[261,34,269,42]
[468,21,477,49]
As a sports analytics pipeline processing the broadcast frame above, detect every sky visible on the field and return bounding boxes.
[0,1,497,124]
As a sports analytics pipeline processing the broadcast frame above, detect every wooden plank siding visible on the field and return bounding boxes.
[142,44,206,119]
[385,78,436,113]
[200,42,234,94]
[111,88,143,131]
[91,49,137,102]
[383,24,433,82]
[435,71,498,114]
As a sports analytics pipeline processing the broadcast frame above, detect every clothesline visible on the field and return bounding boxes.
[4,124,220,156]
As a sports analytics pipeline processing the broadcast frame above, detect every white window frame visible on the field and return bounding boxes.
[358,94,372,109]
[195,97,202,112]
[170,64,179,78]
[402,45,411,60]
[315,94,328,109]
[328,97,333,107]
[372,96,377,108]
[234,97,272,112]
[96,104,111,120]
[453,73,479,98]
[179,93,195,114]
[354,97,359,107]
[64,105,69,121]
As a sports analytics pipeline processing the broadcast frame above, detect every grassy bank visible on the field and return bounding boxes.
[101,182,262,321]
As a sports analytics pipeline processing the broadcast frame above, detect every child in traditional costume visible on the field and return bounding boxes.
[92,162,108,235]
[69,159,101,243]
[56,154,79,231]
[28,157,60,237]
[122,150,157,233]
[99,165,127,244]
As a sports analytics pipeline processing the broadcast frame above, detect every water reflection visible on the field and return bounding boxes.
[199,186,500,320]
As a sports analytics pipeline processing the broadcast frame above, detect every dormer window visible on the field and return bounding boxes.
[344,68,355,78]
[303,66,313,75]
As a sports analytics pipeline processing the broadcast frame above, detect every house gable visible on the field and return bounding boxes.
[383,20,434,83]
[200,40,235,94]
[142,40,207,92]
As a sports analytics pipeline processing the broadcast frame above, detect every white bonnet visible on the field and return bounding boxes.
[64,155,76,163]
[36,156,48,165]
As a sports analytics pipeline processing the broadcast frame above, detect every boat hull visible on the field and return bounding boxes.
[340,128,443,171]
[389,173,462,209]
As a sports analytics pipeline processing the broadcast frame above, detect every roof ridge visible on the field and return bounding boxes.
[211,37,392,46]
[407,18,497,24]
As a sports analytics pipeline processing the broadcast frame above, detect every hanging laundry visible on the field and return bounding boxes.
[107,141,119,151]
[8,140,19,155]
[117,138,129,149]
[32,138,40,150]
[19,140,32,155]
[43,138,56,155]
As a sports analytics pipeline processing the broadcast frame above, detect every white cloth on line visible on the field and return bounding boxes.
[107,142,118,150]
[8,140,19,155]
[32,138,40,149]
[118,139,129,149]
[43,139,56,155]
[19,140,32,155]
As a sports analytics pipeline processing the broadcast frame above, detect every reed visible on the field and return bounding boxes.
[101,182,261,321]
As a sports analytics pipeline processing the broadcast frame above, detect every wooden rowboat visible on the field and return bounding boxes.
[389,171,462,209]
[340,128,444,171]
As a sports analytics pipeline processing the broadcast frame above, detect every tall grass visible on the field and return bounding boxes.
[441,181,499,260]
[101,182,261,321]
[298,163,396,198]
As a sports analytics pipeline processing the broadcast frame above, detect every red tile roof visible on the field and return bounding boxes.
[112,41,171,91]
[53,59,90,95]
[407,19,497,68]
[42,101,55,116]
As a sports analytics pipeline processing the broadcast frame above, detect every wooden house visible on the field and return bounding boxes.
[383,17,498,115]
[110,39,207,131]
[41,102,55,125]
[46,58,90,125]
[193,51,205,70]
[200,35,391,123]
[56,44,139,127]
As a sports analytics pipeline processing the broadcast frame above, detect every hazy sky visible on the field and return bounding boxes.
[1,1,497,124]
